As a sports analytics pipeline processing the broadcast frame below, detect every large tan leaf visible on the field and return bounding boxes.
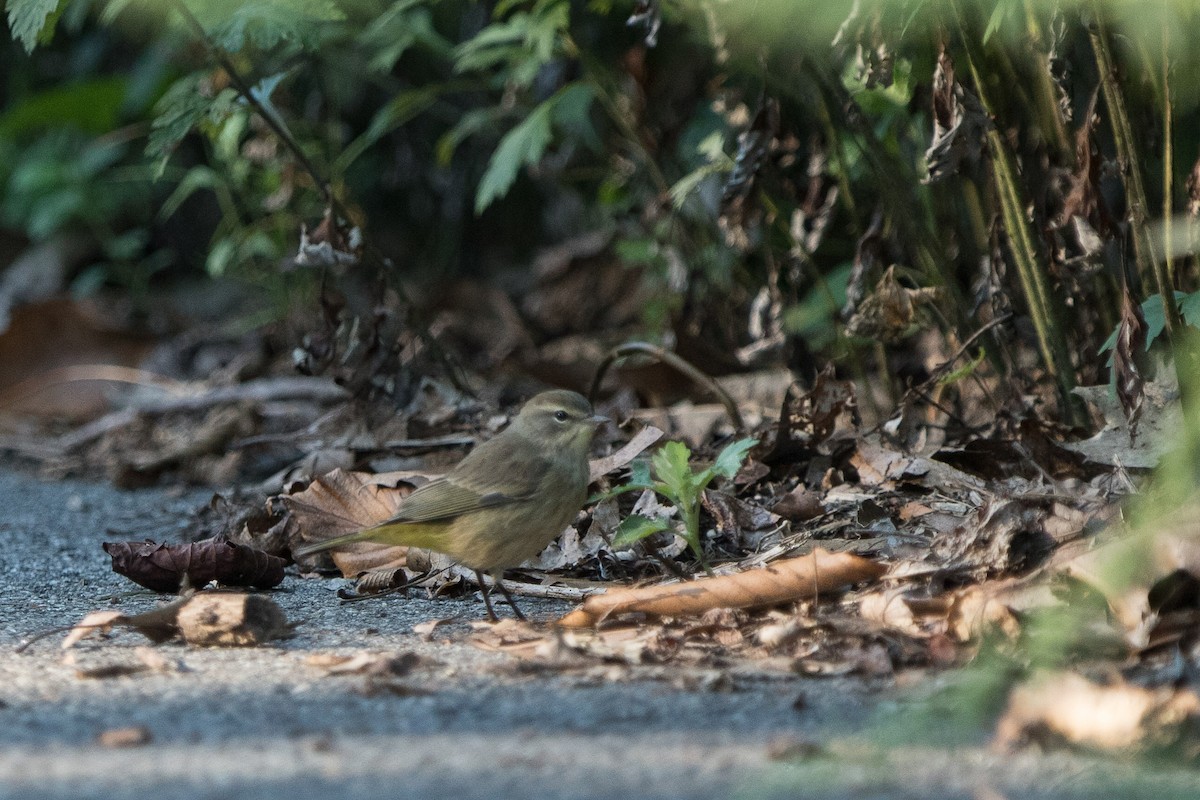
[558,549,884,627]
[281,469,430,574]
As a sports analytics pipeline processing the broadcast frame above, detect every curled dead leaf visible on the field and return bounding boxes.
[558,549,884,627]
[61,610,127,650]
[176,593,292,647]
[61,592,289,649]
[102,538,285,593]
[1114,283,1148,440]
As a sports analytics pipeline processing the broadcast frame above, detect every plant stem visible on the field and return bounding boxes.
[1087,10,1173,335]
[953,17,1081,425]
[589,342,745,432]
[168,0,335,210]
[1161,22,1174,289]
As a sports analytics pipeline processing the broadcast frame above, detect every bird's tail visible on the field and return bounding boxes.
[291,529,373,559]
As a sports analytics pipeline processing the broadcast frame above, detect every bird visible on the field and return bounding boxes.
[292,390,607,620]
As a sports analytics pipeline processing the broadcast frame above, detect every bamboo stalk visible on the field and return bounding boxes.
[1087,11,1175,338]
[953,6,1081,425]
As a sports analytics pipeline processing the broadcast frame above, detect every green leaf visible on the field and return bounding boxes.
[611,514,672,548]
[629,458,651,488]
[436,108,499,166]
[206,236,237,277]
[651,441,695,502]
[1098,292,1185,355]
[360,0,452,72]
[1178,290,1200,330]
[147,74,237,170]
[937,347,986,387]
[453,13,533,73]
[6,0,64,53]
[453,0,568,86]
[982,0,1018,45]
[200,0,346,53]
[550,82,598,152]
[668,163,723,210]
[159,165,222,221]
[335,86,440,175]
[710,438,758,480]
[0,77,126,138]
[474,99,553,214]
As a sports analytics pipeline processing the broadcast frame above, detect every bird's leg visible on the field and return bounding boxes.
[474,569,500,622]
[493,575,527,622]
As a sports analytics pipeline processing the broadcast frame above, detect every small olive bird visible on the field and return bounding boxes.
[293,390,606,620]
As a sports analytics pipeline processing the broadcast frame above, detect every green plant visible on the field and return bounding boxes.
[607,437,757,572]
[1099,290,1200,359]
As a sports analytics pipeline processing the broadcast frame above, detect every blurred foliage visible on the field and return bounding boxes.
[2,0,1200,405]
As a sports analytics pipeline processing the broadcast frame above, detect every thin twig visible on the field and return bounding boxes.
[168,0,334,209]
[0,366,188,411]
[923,313,1013,389]
[588,342,746,432]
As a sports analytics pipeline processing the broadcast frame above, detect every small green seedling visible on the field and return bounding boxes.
[606,437,757,572]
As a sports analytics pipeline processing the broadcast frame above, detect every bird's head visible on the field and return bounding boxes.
[512,390,607,452]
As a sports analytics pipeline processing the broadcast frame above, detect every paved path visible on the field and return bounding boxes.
[0,469,1195,799]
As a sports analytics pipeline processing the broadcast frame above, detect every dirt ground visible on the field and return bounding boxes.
[1,467,1196,800]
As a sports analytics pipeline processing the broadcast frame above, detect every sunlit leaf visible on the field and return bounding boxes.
[710,438,758,479]
[6,0,63,53]
[651,441,695,502]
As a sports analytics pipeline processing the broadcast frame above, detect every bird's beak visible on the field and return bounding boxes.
[590,414,610,427]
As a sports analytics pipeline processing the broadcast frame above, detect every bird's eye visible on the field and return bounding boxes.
[553,410,569,422]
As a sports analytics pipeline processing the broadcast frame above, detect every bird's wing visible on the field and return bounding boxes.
[381,449,550,524]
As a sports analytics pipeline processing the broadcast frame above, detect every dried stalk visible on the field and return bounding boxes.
[953,14,1081,425]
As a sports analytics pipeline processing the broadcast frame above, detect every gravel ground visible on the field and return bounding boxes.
[1,468,1197,800]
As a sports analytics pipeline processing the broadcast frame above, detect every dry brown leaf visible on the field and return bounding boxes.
[588,425,664,482]
[994,672,1200,753]
[96,726,152,748]
[305,651,421,676]
[175,593,292,646]
[102,538,285,593]
[844,266,942,341]
[558,549,885,627]
[412,618,452,640]
[0,298,155,420]
[62,591,291,649]
[946,586,1022,642]
[760,367,856,463]
[61,610,128,649]
[60,594,193,650]
[858,589,921,636]
[771,485,824,522]
[281,469,430,573]
[1114,283,1148,439]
